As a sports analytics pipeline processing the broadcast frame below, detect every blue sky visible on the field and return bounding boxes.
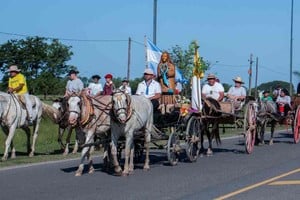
[0,0,299,88]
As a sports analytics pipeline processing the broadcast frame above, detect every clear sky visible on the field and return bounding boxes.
[0,0,299,88]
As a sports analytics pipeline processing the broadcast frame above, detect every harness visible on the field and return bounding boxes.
[112,90,133,123]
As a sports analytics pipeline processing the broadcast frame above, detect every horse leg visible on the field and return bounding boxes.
[110,130,122,175]
[72,140,79,154]
[259,121,266,145]
[57,127,65,151]
[63,127,73,155]
[122,134,133,176]
[269,121,275,145]
[2,125,17,161]
[206,130,213,156]
[87,147,95,174]
[143,130,151,171]
[30,119,41,157]
[22,126,31,154]
[128,144,135,174]
[75,130,94,176]
[10,140,16,159]
[199,126,206,157]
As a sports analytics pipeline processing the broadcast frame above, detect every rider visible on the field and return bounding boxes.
[136,68,161,112]
[87,74,103,97]
[119,78,132,95]
[276,88,291,116]
[261,90,273,102]
[64,69,84,97]
[7,65,33,124]
[201,73,224,102]
[226,76,246,109]
[102,73,115,95]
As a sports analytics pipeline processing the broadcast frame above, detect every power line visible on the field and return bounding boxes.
[0,31,128,43]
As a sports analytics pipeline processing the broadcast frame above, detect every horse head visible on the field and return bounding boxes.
[67,94,81,126]
[112,89,131,123]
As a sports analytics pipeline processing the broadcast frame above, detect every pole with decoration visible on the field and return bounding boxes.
[191,41,204,111]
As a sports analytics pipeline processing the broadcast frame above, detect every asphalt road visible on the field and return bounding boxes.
[1,130,300,200]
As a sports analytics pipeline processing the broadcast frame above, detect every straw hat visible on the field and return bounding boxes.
[207,73,216,80]
[233,76,244,84]
[8,65,21,72]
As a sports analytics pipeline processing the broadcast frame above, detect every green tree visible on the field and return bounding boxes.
[258,80,293,95]
[0,37,73,95]
[169,40,209,97]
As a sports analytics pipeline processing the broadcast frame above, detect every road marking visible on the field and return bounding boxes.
[269,180,300,185]
[214,168,300,200]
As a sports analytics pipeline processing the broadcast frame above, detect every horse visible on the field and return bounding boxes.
[0,91,42,161]
[111,90,153,176]
[200,97,222,156]
[67,92,112,176]
[255,100,279,145]
[52,98,78,155]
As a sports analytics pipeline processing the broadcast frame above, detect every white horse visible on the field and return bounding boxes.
[111,90,153,176]
[67,93,112,176]
[0,91,42,161]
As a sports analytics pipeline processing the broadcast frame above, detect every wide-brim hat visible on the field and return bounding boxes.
[92,75,101,80]
[104,74,113,79]
[207,73,216,80]
[68,69,79,75]
[233,76,244,84]
[8,65,21,72]
[144,68,154,75]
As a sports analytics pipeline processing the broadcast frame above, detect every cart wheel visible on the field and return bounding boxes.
[294,106,300,144]
[185,116,201,162]
[244,102,257,154]
[167,132,180,166]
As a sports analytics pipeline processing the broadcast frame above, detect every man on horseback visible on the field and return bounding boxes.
[87,74,103,97]
[64,69,84,97]
[276,88,291,116]
[202,73,224,102]
[7,65,33,124]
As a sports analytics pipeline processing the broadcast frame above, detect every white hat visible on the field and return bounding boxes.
[8,65,21,72]
[144,68,154,75]
[233,76,244,84]
[207,73,216,80]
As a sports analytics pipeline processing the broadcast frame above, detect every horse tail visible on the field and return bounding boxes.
[41,102,60,123]
[211,123,221,145]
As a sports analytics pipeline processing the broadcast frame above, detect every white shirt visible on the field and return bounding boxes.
[66,78,84,93]
[227,86,246,97]
[136,79,161,99]
[202,82,224,100]
[88,82,103,96]
[276,95,291,106]
[119,85,132,95]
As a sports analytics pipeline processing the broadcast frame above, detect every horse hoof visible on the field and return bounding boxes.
[75,172,82,177]
[143,167,150,171]
[29,152,34,157]
[114,170,122,176]
[122,172,129,176]
[88,168,95,174]
[269,140,273,145]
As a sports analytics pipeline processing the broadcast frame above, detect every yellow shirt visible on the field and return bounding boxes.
[8,73,28,94]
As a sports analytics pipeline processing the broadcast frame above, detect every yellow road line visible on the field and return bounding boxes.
[214,168,300,200]
[269,180,300,185]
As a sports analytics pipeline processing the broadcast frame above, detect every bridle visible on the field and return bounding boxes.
[112,90,132,123]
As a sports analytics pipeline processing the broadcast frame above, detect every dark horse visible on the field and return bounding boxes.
[200,97,222,156]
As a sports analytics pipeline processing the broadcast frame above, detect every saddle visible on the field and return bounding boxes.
[17,95,36,108]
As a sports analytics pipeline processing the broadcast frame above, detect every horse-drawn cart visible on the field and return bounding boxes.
[184,97,258,162]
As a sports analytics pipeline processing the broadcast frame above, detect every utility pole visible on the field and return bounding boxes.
[255,57,259,99]
[127,37,131,80]
[153,0,157,44]
[289,0,294,95]
[248,54,253,96]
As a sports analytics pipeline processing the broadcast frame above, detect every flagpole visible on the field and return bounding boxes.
[144,35,148,69]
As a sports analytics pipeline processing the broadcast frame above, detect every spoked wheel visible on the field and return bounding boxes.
[294,106,300,144]
[185,116,201,162]
[244,102,257,154]
[167,132,180,166]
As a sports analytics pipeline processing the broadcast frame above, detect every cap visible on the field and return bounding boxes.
[104,74,112,78]
[122,78,129,82]
[144,68,154,75]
